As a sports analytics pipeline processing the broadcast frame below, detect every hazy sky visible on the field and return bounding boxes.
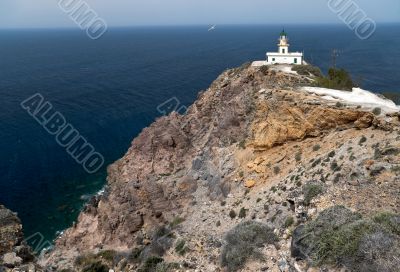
[0,0,399,28]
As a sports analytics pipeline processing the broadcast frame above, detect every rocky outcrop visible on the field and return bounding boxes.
[39,63,400,271]
[251,91,375,150]
[0,205,38,271]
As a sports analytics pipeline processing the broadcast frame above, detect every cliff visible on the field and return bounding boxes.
[0,205,39,271]
[17,63,400,271]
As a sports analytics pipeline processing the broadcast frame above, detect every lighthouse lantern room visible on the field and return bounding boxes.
[252,29,304,66]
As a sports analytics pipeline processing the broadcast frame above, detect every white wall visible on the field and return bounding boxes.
[266,54,302,65]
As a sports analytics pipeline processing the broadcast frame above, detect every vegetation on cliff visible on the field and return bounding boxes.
[292,64,355,91]
[292,206,400,271]
[221,221,278,271]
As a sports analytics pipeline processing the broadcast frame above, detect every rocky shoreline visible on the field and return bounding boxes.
[2,63,400,271]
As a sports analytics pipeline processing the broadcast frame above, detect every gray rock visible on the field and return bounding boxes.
[3,252,23,267]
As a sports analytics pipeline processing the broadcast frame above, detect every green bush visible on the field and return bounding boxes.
[314,67,354,91]
[292,206,400,271]
[169,217,185,228]
[260,65,270,75]
[239,207,247,218]
[82,261,109,272]
[358,136,367,145]
[295,152,302,162]
[372,107,382,116]
[303,183,324,206]
[175,239,187,255]
[96,250,117,262]
[138,256,164,272]
[313,144,321,151]
[229,210,237,219]
[284,216,295,228]
[292,65,323,77]
[221,221,278,271]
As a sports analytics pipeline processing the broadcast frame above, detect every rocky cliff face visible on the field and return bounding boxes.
[0,205,39,271]
[37,63,400,271]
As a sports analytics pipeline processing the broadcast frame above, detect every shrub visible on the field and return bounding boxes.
[238,140,246,149]
[330,161,341,172]
[295,152,302,162]
[82,262,109,272]
[221,221,278,271]
[311,158,322,168]
[96,250,116,262]
[372,107,382,116]
[284,216,295,228]
[273,166,280,175]
[128,247,143,263]
[291,65,323,77]
[303,183,324,206]
[358,136,367,145]
[314,67,354,91]
[155,262,180,272]
[312,145,321,152]
[335,101,344,108]
[291,206,400,271]
[175,239,187,255]
[239,207,247,218]
[229,210,237,219]
[138,256,164,272]
[260,65,270,75]
[169,217,185,228]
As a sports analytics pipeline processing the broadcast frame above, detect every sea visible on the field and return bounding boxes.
[0,24,399,244]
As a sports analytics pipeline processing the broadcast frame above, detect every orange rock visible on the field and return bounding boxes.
[245,179,256,188]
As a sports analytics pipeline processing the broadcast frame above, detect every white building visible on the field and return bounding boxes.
[253,30,304,66]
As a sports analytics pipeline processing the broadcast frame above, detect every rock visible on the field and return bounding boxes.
[2,252,23,267]
[278,258,289,272]
[0,205,23,256]
[245,179,256,188]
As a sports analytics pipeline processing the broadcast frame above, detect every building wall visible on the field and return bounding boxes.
[266,54,303,65]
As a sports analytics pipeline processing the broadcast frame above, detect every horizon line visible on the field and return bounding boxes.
[0,21,399,30]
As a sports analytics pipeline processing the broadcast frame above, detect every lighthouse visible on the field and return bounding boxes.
[252,29,304,67]
[278,30,289,54]
[266,29,303,65]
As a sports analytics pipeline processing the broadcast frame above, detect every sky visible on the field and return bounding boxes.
[0,0,399,28]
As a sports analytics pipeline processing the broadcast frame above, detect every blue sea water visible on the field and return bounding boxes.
[0,24,399,244]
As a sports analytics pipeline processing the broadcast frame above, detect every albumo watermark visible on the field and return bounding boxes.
[24,232,52,256]
[58,0,107,40]
[21,93,104,174]
[327,0,376,40]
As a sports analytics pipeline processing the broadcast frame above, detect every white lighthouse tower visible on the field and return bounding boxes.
[266,29,303,65]
[278,30,289,54]
[252,29,304,66]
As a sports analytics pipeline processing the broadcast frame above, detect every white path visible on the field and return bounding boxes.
[302,87,400,114]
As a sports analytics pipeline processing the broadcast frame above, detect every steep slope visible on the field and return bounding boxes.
[0,205,39,271]
[41,63,400,271]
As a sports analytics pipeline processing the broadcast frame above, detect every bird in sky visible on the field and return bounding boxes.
[208,25,216,31]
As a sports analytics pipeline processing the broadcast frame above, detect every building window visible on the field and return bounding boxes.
[272,58,275,61]
[294,58,297,64]
[282,49,285,53]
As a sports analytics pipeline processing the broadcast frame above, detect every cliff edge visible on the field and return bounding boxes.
[35,63,400,271]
